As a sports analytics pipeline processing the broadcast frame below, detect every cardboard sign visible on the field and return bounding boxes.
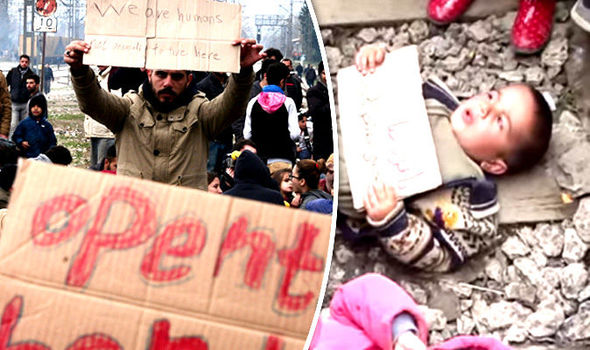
[337,45,442,210]
[83,0,242,73]
[0,160,331,348]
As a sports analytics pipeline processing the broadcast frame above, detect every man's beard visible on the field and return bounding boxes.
[156,87,178,104]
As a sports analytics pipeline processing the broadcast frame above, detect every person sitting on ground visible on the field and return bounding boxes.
[311,273,512,350]
[33,145,73,166]
[271,168,295,206]
[337,45,553,272]
[207,171,223,194]
[223,150,285,206]
[12,94,57,159]
[90,144,117,174]
[292,159,333,211]
[243,62,299,173]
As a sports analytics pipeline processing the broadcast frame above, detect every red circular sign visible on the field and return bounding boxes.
[35,0,57,17]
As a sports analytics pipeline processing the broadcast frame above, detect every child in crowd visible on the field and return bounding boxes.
[207,171,222,194]
[296,114,313,160]
[338,45,553,272]
[292,159,333,212]
[12,94,57,159]
[311,273,512,350]
[271,168,295,206]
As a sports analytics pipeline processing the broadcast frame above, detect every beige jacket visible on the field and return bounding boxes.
[72,67,254,190]
[0,72,11,137]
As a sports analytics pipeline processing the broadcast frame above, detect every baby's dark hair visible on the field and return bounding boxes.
[505,85,553,174]
[45,145,72,165]
[207,171,218,185]
[296,159,327,189]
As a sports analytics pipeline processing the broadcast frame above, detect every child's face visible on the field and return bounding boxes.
[299,117,307,130]
[280,173,293,193]
[450,84,537,172]
[30,105,43,118]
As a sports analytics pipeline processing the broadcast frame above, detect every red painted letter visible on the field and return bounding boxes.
[213,217,275,289]
[31,194,89,246]
[141,217,207,282]
[277,223,324,311]
[66,334,121,350]
[148,320,207,350]
[67,186,157,287]
[263,335,284,350]
[0,296,50,350]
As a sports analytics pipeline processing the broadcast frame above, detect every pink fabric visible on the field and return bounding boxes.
[257,92,286,113]
[310,274,513,350]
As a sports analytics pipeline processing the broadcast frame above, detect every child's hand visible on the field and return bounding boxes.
[291,193,302,208]
[364,182,398,222]
[21,141,30,150]
[355,44,387,75]
[394,332,426,350]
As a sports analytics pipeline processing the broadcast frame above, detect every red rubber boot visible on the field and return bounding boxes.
[512,0,557,54]
[428,0,475,24]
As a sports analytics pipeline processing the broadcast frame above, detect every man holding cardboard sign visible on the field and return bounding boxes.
[64,38,264,190]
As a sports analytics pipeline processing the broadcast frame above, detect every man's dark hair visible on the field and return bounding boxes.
[19,54,30,61]
[264,48,283,61]
[45,146,72,166]
[26,74,40,85]
[105,144,117,161]
[233,139,257,152]
[259,59,277,77]
[266,63,290,86]
[505,85,553,174]
[318,61,325,74]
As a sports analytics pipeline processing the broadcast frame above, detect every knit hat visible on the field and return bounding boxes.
[28,94,47,117]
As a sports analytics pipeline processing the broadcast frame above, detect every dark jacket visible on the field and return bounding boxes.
[224,150,285,205]
[6,66,35,103]
[195,73,231,146]
[285,75,303,110]
[301,189,333,210]
[307,81,333,160]
[12,95,57,158]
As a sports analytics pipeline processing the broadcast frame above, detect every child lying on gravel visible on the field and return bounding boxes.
[337,44,553,272]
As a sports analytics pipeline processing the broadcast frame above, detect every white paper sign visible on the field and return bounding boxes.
[337,45,442,210]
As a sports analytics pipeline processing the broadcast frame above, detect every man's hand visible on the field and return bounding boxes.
[364,181,398,222]
[232,39,265,68]
[21,141,30,150]
[63,40,91,71]
[355,44,387,76]
[394,332,426,350]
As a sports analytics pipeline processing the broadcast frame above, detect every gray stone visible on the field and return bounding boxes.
[440,48,473,72]
[504,265,522,284]
[558,301,590,342]
[525,301,565,338]
[556,143,590,197]
[530,250,548,268]
[321,29,334,47]
[373,262,386,275]
[524,66,545,85]
[501,236,531,260]
[546,66,562,80]
[367,247,381,260]
[408,20,429,43]
[514,257,544,285]
[516,226,539,248]
[460,299,473,312]
[429,331,445,345]
[356,28,378,43]
[399,281,428,305]
[418,305,447,331]
[499,70,524,82]
[485,258,504,282]
[391,32,410,50]
[505,324,528,344]
[467,20,493,42]
[541,37,568,67]
[560,263,588,299]
[496,11,517,32]
[534,224,564,257]
[542,267,562,289]
[562,228,588,263]
[505,282,537,304]
[578,285,590,302]
[334,244,354,264]
[473,300,532,331]
[326,46,343,73]
[457,315,476,334]
[378,27,396,43]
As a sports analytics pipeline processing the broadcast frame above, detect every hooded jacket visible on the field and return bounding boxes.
[243,85,299,163]
[311,274,512,350]
[223,150,285,206]
[12,94,56,158]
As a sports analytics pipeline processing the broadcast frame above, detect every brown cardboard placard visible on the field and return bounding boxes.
[83,0,241,72]
[0,160,332,347]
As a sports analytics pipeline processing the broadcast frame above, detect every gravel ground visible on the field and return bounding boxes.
[321,1,590,348]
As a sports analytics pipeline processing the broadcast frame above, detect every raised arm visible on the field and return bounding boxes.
[64,41,131,133]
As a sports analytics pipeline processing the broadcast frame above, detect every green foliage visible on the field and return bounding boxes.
[51,113,84,121]
[298,2,322,64]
